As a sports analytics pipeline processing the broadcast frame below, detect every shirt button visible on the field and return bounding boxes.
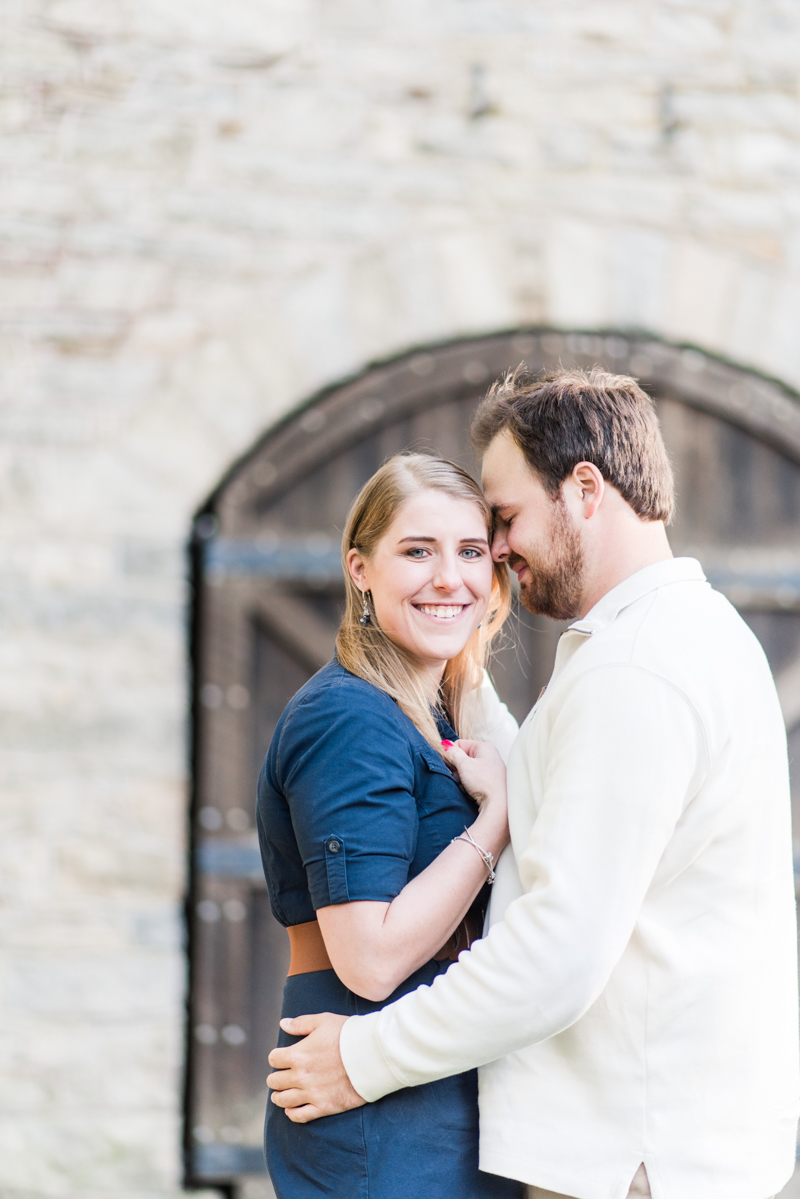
[326,839,341,854]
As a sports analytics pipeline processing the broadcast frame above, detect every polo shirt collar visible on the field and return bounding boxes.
[569,557,706,636]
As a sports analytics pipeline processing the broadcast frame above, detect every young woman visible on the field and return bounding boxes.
[256,453,524,1199]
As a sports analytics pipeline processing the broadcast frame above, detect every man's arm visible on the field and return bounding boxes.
[269,664,706,1116]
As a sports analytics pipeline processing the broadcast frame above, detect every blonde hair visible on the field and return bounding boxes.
[336,453,511,753]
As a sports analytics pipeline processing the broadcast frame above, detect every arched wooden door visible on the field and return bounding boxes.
[186,332,800,1187]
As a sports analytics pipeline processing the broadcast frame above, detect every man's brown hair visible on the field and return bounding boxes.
[471,366,675,523]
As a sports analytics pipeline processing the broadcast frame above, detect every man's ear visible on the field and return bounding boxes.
[568,462,605,520]
[346,548,368,590]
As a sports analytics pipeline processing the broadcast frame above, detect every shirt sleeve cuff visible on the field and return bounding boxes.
[339,1012,405,1103]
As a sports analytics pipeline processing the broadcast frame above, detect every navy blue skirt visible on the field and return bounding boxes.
[266,969,524,1199]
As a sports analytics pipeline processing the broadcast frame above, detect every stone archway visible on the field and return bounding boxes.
[185,329,800,1186]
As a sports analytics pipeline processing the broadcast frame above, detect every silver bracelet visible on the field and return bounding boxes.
[451,826,496,884]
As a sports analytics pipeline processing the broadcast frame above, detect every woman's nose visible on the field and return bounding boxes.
[433,557,463,592]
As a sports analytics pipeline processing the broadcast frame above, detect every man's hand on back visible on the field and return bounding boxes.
[267,1012,366,1123]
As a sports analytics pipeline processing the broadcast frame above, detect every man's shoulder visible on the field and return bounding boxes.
[579,578,752,663]
[631,579,763,674]
[571,578,778,735]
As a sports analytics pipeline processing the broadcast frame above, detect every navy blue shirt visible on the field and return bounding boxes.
[257,658,485,928]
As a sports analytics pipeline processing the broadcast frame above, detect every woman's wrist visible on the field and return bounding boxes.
[452,827,497,883]
[468,808,508,861]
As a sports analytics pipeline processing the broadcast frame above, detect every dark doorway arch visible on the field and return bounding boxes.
[185,330,800,1186]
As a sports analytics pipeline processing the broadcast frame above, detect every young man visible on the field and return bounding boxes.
[267,369,800,1199]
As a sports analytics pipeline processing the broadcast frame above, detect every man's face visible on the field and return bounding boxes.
[481,430,585,621]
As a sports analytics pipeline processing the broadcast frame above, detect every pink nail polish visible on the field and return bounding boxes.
[441,739,454,748]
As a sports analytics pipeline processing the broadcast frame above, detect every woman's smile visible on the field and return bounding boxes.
[413,602,470,622]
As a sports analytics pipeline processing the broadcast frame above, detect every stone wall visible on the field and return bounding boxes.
[2,0,800,1194]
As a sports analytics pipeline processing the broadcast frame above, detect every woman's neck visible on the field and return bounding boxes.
[418,659,446,699]
[402,658,446,708]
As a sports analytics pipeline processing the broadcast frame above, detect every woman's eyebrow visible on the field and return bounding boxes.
[396,535,489,545]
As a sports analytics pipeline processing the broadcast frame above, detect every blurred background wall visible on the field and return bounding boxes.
[3,1,800,1196]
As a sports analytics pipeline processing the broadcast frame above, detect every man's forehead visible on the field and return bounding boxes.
[480,430,532,499]
[482,479,526,515]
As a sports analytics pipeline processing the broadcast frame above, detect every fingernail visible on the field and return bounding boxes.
[441,740,454,748]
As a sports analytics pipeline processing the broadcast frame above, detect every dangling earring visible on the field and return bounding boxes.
[359,590,371,626]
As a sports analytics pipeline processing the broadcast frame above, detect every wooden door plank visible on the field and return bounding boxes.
[252,591,336,674]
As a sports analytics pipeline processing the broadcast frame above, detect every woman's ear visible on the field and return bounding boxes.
[346,547,367,591]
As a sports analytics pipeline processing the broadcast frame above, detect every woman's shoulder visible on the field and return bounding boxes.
[270,660,420,789]
[282,659,411,737]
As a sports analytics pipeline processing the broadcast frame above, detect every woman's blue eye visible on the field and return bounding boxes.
[406,547,428,558]
[460,547,482,559]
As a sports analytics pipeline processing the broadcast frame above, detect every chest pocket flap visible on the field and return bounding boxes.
[417,745,456,778]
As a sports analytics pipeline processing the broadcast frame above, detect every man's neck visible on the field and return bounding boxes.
[578,520,673,619]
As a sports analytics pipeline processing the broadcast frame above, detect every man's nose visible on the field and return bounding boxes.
[491,530,509,562]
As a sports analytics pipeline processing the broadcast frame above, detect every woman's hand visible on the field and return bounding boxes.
[443,739,509,854]
[442,739,506,807]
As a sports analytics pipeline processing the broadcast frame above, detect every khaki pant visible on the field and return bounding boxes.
[528,1164,775,1199]
[529,1163,651,1199]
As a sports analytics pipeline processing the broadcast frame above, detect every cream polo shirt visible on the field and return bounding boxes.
[340,559,800,1199]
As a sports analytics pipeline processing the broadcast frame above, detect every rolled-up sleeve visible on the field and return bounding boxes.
[276,682,417,909]
[341,663,708,1100]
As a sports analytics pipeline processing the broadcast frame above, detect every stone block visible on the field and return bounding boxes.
[544,218,609,329]
[766,278,800,388]
[53,258,167,313]
[663,238,740,353]
[609,227,669,332]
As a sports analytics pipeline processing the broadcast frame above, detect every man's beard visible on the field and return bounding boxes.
[513,498,584,621]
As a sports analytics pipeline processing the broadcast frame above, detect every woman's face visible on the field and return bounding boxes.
[348,488,494,683]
